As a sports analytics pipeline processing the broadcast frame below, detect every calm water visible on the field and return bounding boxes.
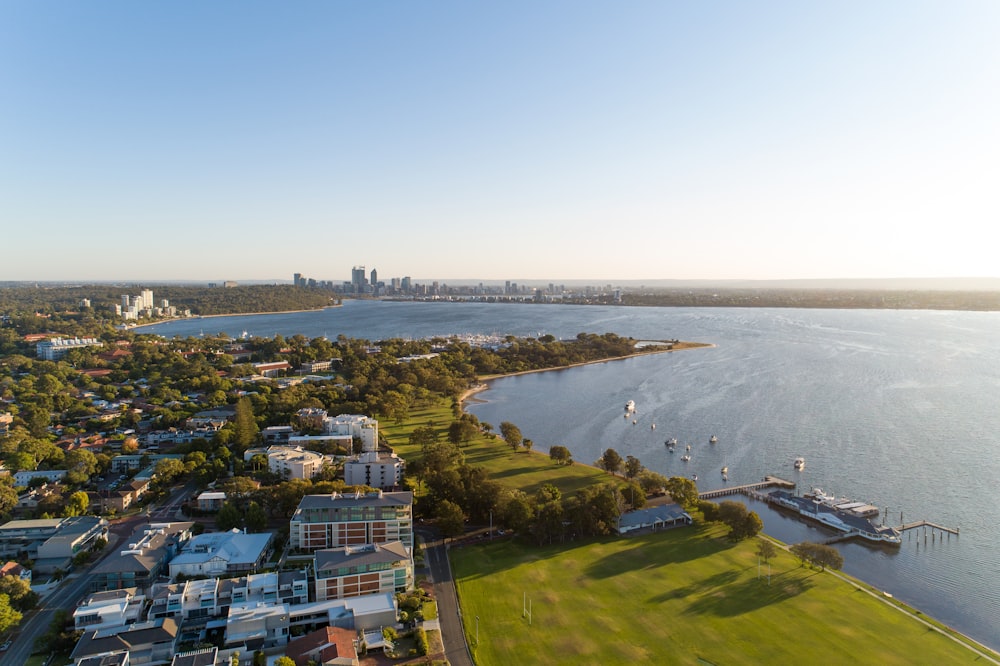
[146,301,1000,650]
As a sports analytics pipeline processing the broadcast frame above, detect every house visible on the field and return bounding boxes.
[617,504,693,535]
[0,560,31,583]
[288,491,413,553]
[224,601,291,649]
[196,491,227,512]
[71,617,179,666]
[73,588,146,632]
[286,592,398,633]
[170,647,217,666]
[168,529,273,579]
[89,522,193,593]
[285,626,359,666]
[313,541,412,601]
[102,479,152,513]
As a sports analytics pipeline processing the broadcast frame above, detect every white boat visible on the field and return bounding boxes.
[709,435,718,444]
[651,424,656,430]
[625,400,636,413]
[721,466,728,475]
[681,454,691,462]
[794,457,806,470]
[686,444,691,452]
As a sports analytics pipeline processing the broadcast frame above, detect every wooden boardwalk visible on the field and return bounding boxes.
[698,475,795,499]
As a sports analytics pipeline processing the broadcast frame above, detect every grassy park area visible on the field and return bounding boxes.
[382,400,610,500]
[382,396,996,664]
[451,525,986,665]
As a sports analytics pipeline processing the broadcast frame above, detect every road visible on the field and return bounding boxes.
[418,528,474,666]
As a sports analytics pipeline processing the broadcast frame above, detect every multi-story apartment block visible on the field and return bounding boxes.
[313,541,412,601]
[288,491,413,554]
[343,450,404,490]
[35,337,102,360]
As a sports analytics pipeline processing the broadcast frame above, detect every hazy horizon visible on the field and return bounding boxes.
[4,2,999,282]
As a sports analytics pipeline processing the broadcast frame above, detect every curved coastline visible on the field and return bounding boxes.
[458,340,714,405]
[455,343,1000,661]
[126,304,341,332]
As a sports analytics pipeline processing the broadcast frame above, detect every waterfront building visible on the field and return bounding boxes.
[343,450,404,490]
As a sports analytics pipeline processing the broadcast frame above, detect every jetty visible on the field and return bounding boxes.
[699,476,795,499]
[896,520,959,535]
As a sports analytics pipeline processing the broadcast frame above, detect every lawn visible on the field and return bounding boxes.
[381,400,610,499]
[451,523,986,665]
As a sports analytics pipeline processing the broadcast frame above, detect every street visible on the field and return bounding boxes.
[417,528,473,666]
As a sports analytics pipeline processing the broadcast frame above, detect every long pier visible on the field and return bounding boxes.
[698,476,796,499]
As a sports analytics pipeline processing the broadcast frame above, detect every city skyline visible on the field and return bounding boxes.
[4,2,1000,282]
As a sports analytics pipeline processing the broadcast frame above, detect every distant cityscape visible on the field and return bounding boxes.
[292,267,622,301]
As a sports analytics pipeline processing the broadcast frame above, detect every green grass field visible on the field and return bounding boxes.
[382,397,996,665]
[381,400,610,499]
[451,525,986,665]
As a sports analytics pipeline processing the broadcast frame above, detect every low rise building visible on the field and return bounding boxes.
[196,491,227,512]
[0,516,108,573]
[168,529,273,579]
[71,617,178,666]
[90,522,193,593]
[73,588,147,632]
[285,626,359,666]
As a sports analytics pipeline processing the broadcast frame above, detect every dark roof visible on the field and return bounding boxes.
[296,491,412,510]
[72,618,178,661]
[315,541,409,573]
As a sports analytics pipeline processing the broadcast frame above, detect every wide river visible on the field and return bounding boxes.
[143,300,1000,650]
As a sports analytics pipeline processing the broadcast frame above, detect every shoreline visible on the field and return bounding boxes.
[127,304,340,331]
[453,344,1000,660]
[458,341,714,406]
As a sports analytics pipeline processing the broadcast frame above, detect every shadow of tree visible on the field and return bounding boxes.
[675,570,817,617]
[584,525,733,579]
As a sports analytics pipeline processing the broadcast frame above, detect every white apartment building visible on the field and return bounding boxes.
[36,337,102,360]
[344,450,404,490]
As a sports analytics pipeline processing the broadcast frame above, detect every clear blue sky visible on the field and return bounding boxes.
[3,1,999,283]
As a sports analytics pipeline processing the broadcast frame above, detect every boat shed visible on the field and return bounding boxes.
[618,504,692,535]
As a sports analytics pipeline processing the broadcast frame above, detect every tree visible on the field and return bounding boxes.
[447,419,478,447]
[245,501,268,533]
[275,657,295,666]
[549,445,573,465]
[0,592,23,633]
[621,481,646,509]
[64,449,98,485]
[665,476,699,508]
[233,397,259,449]
[717,501,763,541]
[0,575,38,612]
[217,502,243,531]
[435,499,465,537]
[499,422,522,451]
[155,457,186,484]
[597,448,623,475]
[636,469,668,495]
[522,438,533,452]
[624,455,643,479]
[0,484,16,518]
[408,425,438,448]
[756,538,778,564]
[64,491,90,517]
[790,542,844,570]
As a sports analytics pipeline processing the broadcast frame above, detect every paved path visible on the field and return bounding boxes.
[418,528,474,666]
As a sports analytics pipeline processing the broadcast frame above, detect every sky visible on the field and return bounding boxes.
[3,1,999,284]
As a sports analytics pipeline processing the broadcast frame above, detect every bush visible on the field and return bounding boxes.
[414,627,429,656]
